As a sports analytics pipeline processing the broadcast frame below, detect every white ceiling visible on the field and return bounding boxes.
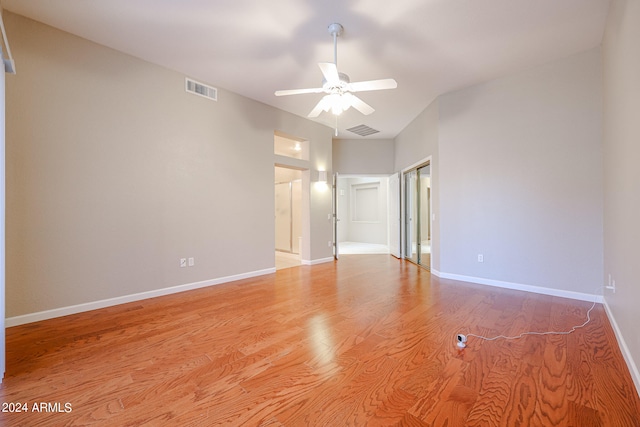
[2,0,611,139]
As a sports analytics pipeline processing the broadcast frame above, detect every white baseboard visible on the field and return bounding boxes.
[602,299,640,398]
[435,271,603,303]
[301,257,335,266]
[5,267,276,327]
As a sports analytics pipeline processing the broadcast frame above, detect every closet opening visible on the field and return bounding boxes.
[275,166,302,270]
[404,163,431,270]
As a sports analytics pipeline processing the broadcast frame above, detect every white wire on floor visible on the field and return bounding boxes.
[459,289,601,346]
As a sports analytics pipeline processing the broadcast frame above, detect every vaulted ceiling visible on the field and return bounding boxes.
[1,0,611,138]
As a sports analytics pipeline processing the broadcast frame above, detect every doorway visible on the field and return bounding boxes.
[275,166,302,270]
[334,175,391,255]
[404,163,431,270]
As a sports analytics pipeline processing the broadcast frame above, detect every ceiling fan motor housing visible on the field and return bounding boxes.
[322,72,350,94]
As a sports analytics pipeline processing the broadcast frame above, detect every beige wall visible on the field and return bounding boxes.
[394,99,440,270]
[438,48,603,294]
[394,99,439,174]
[332,138,394,175]
[602,0,640,391]
[392,50,604,291]
[4,13,333,319]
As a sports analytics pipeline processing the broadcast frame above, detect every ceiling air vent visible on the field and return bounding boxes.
[346,124,380,137]
[185,78,217,101]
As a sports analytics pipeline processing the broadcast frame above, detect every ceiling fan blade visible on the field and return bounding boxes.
[349,78,397,92]
[318,62,339,83]
[349,94,375,115]
[275,87,324,96]
[308,96,331,117]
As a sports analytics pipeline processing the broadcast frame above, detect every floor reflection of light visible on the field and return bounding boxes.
[308,315,335,366]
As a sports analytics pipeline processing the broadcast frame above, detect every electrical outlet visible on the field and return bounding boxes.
[478,254,484,263]
[180,258,187,268]
[188,257,195,267]
[606,274,616,293]
[328,241,333,247]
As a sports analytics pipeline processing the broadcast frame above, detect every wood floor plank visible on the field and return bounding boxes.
[0,255,638,426]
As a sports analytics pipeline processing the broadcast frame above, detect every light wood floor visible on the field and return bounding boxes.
[1,255,639,426]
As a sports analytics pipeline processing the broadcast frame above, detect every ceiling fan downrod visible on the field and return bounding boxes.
[327,23,343,67]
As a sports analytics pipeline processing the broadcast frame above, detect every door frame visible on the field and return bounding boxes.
[333,173,396,258]
[274,164,310,263]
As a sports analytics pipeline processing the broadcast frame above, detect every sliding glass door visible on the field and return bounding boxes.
[404,164,431,270]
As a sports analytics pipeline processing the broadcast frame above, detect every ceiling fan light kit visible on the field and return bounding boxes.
[275,23,397,121]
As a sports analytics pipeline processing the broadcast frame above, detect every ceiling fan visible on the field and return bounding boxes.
[275,23,397,118]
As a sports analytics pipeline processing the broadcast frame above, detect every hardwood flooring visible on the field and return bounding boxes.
[1,255,638,426]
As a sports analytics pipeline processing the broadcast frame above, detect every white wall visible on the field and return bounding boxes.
[602,0,640,392]
[438,48,603,295]
[4,12,333,320]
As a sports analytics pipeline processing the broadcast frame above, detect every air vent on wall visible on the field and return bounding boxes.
[185,78,217,101]
[346,124,380,137]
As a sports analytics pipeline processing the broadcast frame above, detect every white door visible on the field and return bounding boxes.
[389,173,401,258]
[332,172,339,259]
[1,50,6,382]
